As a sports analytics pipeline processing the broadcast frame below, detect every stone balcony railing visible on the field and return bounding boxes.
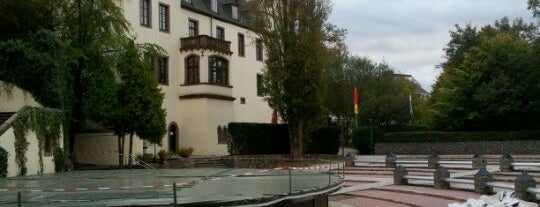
[180,35,232,55]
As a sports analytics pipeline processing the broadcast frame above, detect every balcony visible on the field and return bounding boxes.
[180,35,232,55]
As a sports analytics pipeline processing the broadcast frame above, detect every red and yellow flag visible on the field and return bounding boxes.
[354,86,359,114]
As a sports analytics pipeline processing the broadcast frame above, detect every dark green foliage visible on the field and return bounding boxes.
[136,154,154,163]
[305,126,340,154]
[228,123,289,155]
[382,131,540,143]
[352,126,383,155]
[0,30,69,108]
[430,18,540,131]
[0,146,7,178]
[53,147,64,172]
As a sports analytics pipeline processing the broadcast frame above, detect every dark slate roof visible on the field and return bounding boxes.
[181,0,250,29]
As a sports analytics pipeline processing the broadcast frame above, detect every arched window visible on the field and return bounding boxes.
[185,55,199,84]
[208,56,228,85]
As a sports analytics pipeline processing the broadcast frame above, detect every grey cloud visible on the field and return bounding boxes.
[329,0,534,91]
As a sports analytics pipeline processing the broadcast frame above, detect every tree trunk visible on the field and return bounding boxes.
[128,132,134,167]
[289,120,304,159]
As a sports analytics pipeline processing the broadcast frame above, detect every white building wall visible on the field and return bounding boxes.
[0,83,41,112]
[0,127,62,177]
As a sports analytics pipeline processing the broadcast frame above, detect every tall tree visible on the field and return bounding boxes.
[56,0,131,155]
[106,40,166,167]
[248,0,330,158]
[430,18,540,131]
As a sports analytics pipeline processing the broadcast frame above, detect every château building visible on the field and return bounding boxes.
[74,0,272,165]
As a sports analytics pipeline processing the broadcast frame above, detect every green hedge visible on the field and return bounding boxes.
[352,126,383,155]
[305,126,340,154]
[0,146,7,178]
[382,131,540,143]
[228,123,289,155]
[379,125,431,133]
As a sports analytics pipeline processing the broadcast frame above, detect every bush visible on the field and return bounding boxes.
[53,147,64,173]
[382,130,540,143]
[177,148,194,158]
[352,126,383,155]
[305,126,340,154]
[0,146,8,178]
[158,150,169,160]
[379,125,431,133]
[136,153,154,163]
[228,122,289,155]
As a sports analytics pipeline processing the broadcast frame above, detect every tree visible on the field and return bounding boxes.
[104,40,166,167]
[430,18,540,131]
[248,0,331,158]
[529,0,540,18]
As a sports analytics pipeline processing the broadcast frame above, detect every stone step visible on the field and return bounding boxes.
[346,189,461,207]
[374,185,480,202]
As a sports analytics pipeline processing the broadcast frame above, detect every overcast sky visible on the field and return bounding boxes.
[328,0,535,92]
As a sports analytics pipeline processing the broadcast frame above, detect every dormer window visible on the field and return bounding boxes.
[232,5,239,19]
[211,0,218,12]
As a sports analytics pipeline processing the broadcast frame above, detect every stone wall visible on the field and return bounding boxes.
[375,140,540,154]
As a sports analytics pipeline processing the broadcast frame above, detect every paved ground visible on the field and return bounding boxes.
[0,167,341,206]
[329,155,540,207]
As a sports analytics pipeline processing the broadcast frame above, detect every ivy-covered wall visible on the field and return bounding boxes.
[0,106,64,177]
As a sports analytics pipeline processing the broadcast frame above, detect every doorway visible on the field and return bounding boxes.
[168,123,178,152]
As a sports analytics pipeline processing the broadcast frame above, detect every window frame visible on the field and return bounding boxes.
[238,33,245,57]
[256,39,263,61]
[188,19,199,37]
[185,55,200,85]
[216,26,225,40]
[208,56,229,86]
[139,0,152,28]
[43,135,53,157]
[211,0,218,13]
[157,56,169,85]
[257,74,264,97]
[232,5,239,19]
[158,3,170,32]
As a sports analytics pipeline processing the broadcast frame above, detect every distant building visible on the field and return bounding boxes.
[394,73,430,100]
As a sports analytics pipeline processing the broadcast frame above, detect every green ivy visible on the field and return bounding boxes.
[53,147,64,172]
[0,146,8,178]
[12,106,63,176]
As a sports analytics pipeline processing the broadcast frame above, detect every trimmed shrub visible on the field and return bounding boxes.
[53,147,64,173]
[228,123,289,155]
[136,153,154,163]
[177,148,194,158]
[379,125,431,133]
[0,146,7,178]
[352,126,383,155]
[382,131,540,143]
[305,126,340,154]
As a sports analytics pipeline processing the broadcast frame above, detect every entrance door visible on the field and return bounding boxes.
[168,124,178,152]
